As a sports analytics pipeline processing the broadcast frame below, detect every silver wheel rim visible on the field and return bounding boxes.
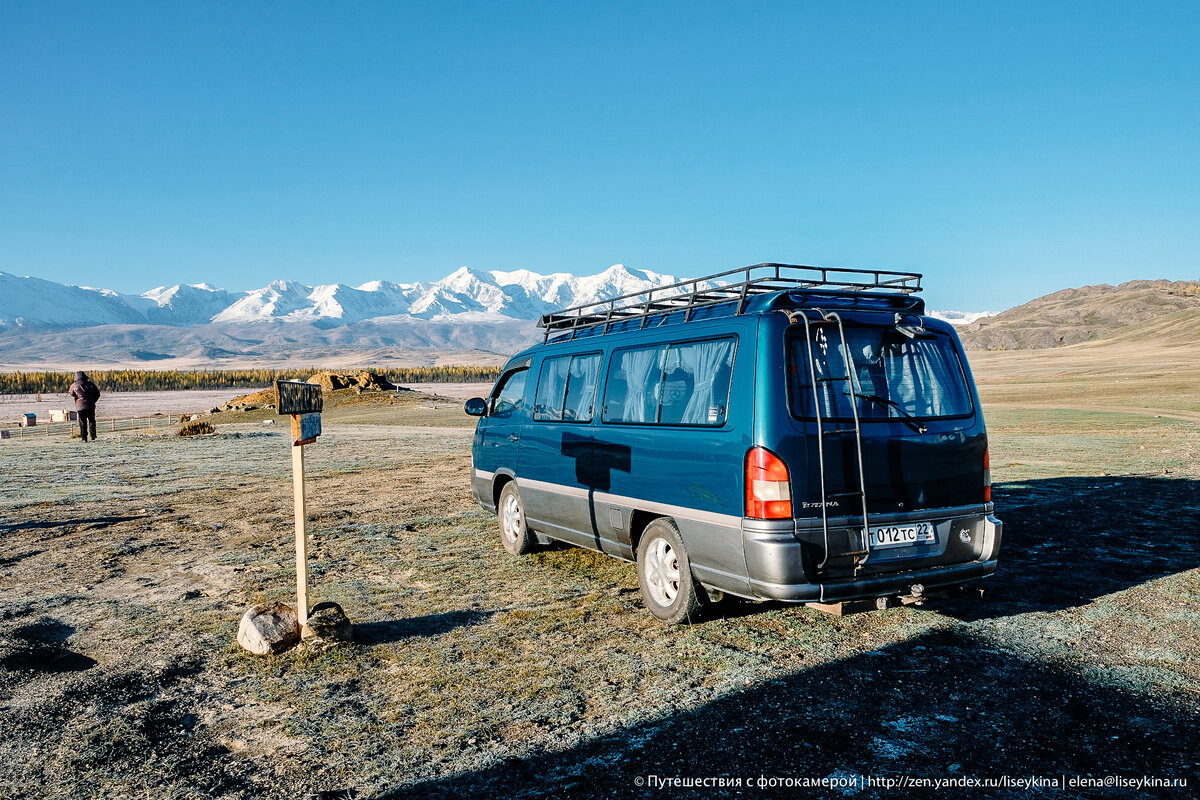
[644,537,680,607]
[501,493,521,543]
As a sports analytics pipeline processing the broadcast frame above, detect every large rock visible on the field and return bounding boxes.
[306,370,395,393]
[300,601,355,646]
[237,602,300,655]
[219,386,277,411]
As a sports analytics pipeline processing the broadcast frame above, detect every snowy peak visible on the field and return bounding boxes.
[211,280,315,323]
[0,271,148,327]
[141,283,238,324]
[399,264,686,320]
[407,267,508,318]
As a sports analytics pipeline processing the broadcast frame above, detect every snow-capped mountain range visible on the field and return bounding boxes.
[0,265,687,329]
[0,265,991,368]
[1,265,989,329]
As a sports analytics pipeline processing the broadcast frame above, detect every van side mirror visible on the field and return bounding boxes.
[464,397,487,417]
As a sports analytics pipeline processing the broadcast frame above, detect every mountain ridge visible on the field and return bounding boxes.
[0,265,698,369]
[0,265,690,329]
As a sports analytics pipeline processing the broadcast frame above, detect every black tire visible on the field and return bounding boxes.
[636,518,704,624]
[497,482,535,555]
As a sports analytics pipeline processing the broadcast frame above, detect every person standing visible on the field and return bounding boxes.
[69,371,101,442]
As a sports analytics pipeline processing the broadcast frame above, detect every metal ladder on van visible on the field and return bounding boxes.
[793,310,873,581]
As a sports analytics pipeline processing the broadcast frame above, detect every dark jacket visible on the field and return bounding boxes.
[69,371,101,411]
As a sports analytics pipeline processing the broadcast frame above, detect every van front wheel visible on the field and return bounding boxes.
[498,482,534,555]
[637,519,704,624]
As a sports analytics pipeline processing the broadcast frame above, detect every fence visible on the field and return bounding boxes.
[0,415,186,441]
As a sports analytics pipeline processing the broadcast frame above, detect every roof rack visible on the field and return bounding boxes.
[537,262,923,342]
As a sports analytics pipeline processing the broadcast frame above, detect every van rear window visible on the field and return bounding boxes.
[602,338,735,426]
[788,327,973,421]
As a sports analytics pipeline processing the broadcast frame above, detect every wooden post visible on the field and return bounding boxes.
[292,435,309,625]
[276,381,323,626]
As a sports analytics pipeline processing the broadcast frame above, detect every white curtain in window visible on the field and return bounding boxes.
[883,341,962,416]
[564,354,600,420]
[535,357,570,420]
[884,343,921,414]
[619,347,664,422]
[679,340,734,424]
[812,331,846,417]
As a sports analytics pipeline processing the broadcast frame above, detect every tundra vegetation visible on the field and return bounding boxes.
[177,420,216,437]
[0,347,1197,799]
[0,366,502,395]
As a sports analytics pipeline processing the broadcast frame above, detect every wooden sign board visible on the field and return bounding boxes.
[291,412,322,446]
[276,380,323,415]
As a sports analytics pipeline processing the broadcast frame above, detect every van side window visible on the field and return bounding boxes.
[491,368,528,419]
[602,337,735,426]
[534,353,601,422]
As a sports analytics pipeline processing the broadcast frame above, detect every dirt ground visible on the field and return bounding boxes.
[1,362,1198,799]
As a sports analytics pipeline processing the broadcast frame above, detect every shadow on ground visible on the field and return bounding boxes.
[381,627,1198,799]
[0,617,98,673]
[937,475,1200,619]
[355,609,498,644]
[0,514,148,535]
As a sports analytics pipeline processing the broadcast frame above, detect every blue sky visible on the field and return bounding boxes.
[2,1,1197,312]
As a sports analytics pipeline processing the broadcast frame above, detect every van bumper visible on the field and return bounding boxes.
[743,512,1002,603]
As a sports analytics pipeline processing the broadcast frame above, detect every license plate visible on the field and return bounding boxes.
[868,522,935,549]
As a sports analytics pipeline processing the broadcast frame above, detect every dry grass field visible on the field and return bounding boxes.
[1,348,1198,799]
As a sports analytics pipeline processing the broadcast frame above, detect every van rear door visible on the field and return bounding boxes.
[774,321,990,580]
[785,322,987,515]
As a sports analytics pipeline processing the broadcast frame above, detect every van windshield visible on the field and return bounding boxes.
[788,326,973,421]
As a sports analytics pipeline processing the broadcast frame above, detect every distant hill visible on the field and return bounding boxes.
[958,280,1200,350]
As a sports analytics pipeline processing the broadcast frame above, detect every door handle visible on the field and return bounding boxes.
[509,434,520,441]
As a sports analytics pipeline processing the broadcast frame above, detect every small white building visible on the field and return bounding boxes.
[48,409,78,422]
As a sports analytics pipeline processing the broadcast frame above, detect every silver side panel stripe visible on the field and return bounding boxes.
[516,477,743,531]
[518,477,589,500]
[474,469,496,481]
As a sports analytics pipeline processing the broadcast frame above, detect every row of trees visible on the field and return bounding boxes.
[0,366,501,394]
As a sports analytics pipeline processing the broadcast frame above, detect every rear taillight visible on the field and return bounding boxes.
[746,446,792,519]
[983,447,992,503]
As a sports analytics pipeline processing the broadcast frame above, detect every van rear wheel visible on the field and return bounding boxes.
[498,482,534,555]
[637,518,704,624]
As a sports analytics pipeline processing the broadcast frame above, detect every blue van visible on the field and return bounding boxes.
[465,264,1001,623]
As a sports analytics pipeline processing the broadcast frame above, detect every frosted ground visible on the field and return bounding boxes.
[1,350,1198,797]
[0,390,249,422]
[0,384,490,427]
